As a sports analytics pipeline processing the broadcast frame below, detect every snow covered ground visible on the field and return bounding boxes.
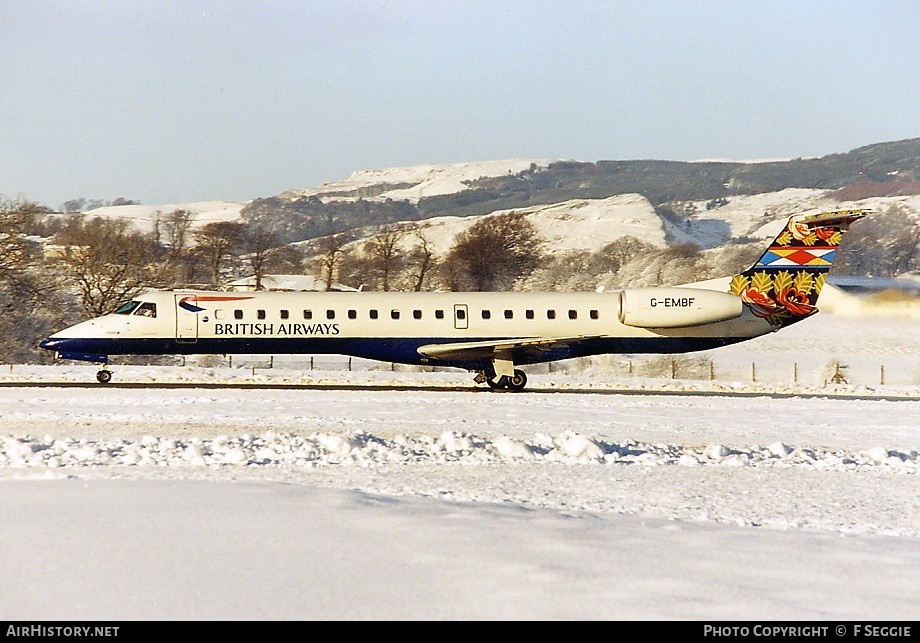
[1,311,919,620]
[54,200,247,232]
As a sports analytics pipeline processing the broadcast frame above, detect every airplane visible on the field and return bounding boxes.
[39,208,869,390]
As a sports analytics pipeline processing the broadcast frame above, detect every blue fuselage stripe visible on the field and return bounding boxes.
[41,335,747,368]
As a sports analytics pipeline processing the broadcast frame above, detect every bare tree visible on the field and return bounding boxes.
[405,224,436,291]
[337,248,374,290]
[336,225,416,291]
[62,198,86,214]
[149,209,198,286]
[441,211,543,291]
[519,250,598,292]
[597,235,656,273]
[193,221,246,286]
[314,232,351,291]
[244,226,279,291]
[0,196,44,283]
[54,217,163,317]
[243,225,304,290]
[362,224,407,291]
[162,209,196,259]
[0,197,56,302]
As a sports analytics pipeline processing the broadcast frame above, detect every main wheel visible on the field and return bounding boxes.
[96,370,112,384]
[506,369,527,391]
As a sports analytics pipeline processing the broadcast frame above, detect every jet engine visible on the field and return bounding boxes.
[618,287,743,328]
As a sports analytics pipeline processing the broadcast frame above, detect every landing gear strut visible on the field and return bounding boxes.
[486,375,507,390]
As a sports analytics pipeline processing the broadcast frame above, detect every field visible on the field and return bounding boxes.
[1,311,918,620]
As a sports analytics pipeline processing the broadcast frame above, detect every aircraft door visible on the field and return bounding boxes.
[175,295,198,343]
[453,304,468,330]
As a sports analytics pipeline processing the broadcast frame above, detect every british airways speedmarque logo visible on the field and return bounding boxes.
[178,295,254,312]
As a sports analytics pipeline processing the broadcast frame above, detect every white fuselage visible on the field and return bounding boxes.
[42,288,774,370]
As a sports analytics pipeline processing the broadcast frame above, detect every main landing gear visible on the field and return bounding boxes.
[96,367,112,384]
[475,368,527,391]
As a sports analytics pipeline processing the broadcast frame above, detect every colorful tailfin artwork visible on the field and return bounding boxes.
[729,209,869,326]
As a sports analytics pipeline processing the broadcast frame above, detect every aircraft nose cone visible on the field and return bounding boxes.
[39,338,64,351]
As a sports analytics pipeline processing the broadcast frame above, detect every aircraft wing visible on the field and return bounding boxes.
[417,336,598,363]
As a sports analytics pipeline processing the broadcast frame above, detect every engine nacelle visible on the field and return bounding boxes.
[618,287,743,328]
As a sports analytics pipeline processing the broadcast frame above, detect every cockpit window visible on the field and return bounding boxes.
[113,300,141,315]
[134,302,157,318]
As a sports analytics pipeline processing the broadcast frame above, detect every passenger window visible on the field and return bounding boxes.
[569,310,577,320]
[134,302,157,318]
[234,310,244,320]
[413,310,422,320]
[391,309,400,320]
[280,310,289,320]
[590,310,599,320]
[435,310,444,319]
[547,310,556,320]
[504,310,513,319]
[326,310,335,320]
[481,310,491,320]
[348,310,357,319]
[456,309,466,320]
[303,310,312,320]
[370,309,379,319]
[257,309,266,320]
[525,310,534,319]
[215,309,225,320]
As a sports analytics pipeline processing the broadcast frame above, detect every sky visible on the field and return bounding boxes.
[2,0,920,210]
[0,309,919,619]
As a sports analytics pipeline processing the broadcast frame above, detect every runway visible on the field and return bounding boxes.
[0,378,916,402]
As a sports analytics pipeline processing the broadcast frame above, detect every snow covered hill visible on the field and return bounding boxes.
[344,193,671,259]
[52,159,920,270]
[281,159,560,203]
[53,200,247,233]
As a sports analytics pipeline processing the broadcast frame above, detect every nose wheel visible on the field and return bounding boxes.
[96,369,112,384]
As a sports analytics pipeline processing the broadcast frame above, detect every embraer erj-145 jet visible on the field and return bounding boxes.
[40,209,868,390]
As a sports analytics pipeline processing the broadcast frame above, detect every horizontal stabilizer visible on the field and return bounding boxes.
[792,209,869,229]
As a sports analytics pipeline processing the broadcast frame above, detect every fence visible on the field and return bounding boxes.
[7,354,919,387]
[163,353,920,388]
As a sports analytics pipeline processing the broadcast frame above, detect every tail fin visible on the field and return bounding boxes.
[729,209,869,325]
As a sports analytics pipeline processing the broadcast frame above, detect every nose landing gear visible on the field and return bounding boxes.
[96,368,112,384]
